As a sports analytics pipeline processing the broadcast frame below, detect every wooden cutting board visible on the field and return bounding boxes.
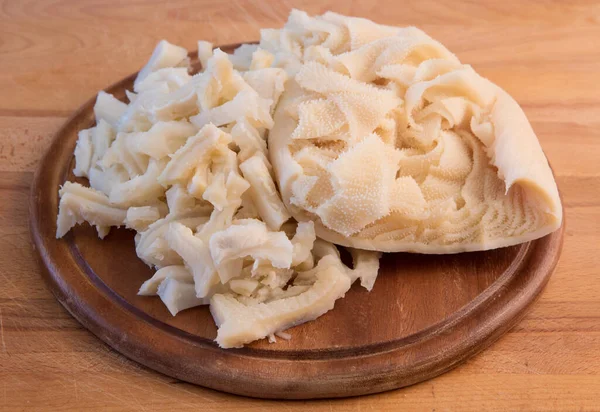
[29,44,564,400]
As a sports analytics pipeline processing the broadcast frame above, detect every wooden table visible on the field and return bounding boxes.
[1,0,599,410]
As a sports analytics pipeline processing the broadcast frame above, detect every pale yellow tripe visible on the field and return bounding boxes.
[268,10,562,253]
[55,9,560,349]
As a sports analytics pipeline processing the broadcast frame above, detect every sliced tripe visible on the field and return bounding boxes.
[135,206,211,268]
[211,170,249,210]
[234,191,260,220]
[134,40,189,89]
[197,170,250,236]
[239,155,291,231]
[210,256,351,348]
[91,120,116,165]
[74,121,117,179]
[190,89,274,129]
[127,121,197,160]
[208,219,293,284]
[200,49,249,106]
[135,67,191,94]
[196,174,250,242]
[202,173,227,210]
[266,285,311,302]
[166,222,220,298]
[291,221,316,266]
[125,205,162,231]
[197,40,213,69]
[276,331,292,340]
[89,164,129,197]
[138,265,193,295]
[311,238,341,260]
[109,158,168,207]
[56,23,400,349]
[56,182,127,239]
[158,277,210,316]
[291,238,343,284]
[115,92,154,133]
[94,91,128,129]
[158,124,232,189]
[242,68,288,112]
[200,147,239,210]
[252,256,294,278]
[229,278,260,296]
[101,131,149,179]
[231,119,269,164]
[73,129,93,178]
[96,225,111,239]
[165,184,197,214]
[147,79,200,123]
[347,248,382,291]
[293,250,344,285]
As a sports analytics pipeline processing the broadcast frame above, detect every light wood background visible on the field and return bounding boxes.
[1,0,599,410]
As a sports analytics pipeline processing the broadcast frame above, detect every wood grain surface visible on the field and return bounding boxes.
[1,0,600,409]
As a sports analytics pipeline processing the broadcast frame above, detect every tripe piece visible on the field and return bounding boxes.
[56,182,127,239]
[138,265,193,295]
[210,257,351,348]
[158,277,210,315]
[209,219,293,284]
[166,222,220,298]
[239,155,291,231]
[125,206,162,232]
[94,91,128,129]
[269,11,562,253]
[134,40,189,89]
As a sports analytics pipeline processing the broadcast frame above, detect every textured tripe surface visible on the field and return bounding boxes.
[268,10,562,253]
[55,10,562,348]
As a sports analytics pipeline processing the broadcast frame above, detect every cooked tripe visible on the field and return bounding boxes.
[268,10,562,253]
[56,10,561,348]
[56,35,380,349]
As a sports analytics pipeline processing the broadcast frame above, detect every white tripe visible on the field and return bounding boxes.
[56,9,560,348]
[57,32,380,349]
[268,10,562,254]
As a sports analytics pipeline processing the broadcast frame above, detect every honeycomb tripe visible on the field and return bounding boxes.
[268,10,562,253]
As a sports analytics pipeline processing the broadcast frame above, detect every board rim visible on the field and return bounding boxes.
[29,43,564,399]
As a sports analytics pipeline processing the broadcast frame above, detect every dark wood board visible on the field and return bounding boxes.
[29,44,564,399]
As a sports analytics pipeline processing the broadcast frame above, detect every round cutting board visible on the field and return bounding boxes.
[30,44,564,399]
